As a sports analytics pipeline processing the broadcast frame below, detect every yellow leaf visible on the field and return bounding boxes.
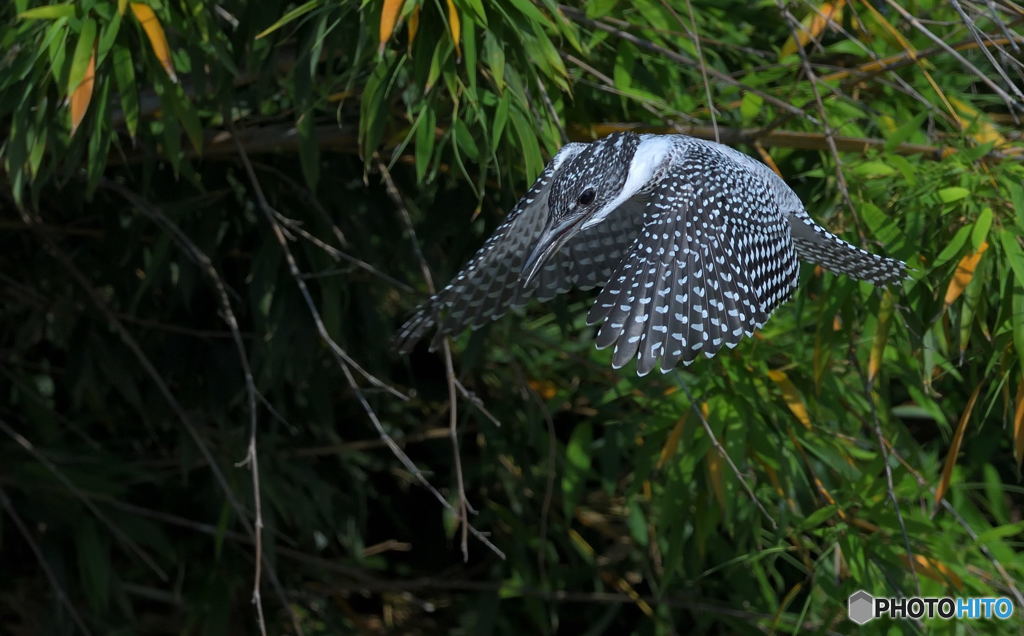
[599,571,654,617]
[527,379,557,401]
[69,49,96,136]
[780,1,844,58]
[767,369,812,429]
[934,384,981,507]
[858,0,960,127]
[130,3,177,82]
[868,290,894,383]
[706,447,725,510]
[904,554,964,589]
[407,5,420,52]
[949,96,1008,148]
[656,416,686,471]
[379,0,403,53]
[446,0,461,60]
[944,241,989,305]
[118,0,128,16]
[1013,378,1024,469]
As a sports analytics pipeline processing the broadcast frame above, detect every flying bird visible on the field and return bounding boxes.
[395,132,906,376]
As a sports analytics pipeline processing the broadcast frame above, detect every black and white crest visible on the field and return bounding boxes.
[547,131,640,223]
[395,133,907,375]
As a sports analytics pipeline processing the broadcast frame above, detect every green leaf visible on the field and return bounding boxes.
[18,4,75,19]
[414,104,436,182]
[999,229,1024,285]
[298,110,319,188]
[853,161,896,177]
[509,106,542,180]
[932,224,971,269]
[111,45,138,138]
[938,186,970,203]
[1009,182,1024,232]
[96,9,122,67]
[561,422,592,518]
[255,0,321,39]
[799,504,839,530]
[67,17,96,97]
[970,207,992,249]
[740,92,763,124]
[483,31,505,92]
[491,90,509,146]
[453,118,479,161]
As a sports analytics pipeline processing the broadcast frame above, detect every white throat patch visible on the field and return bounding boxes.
[580,135,674,231]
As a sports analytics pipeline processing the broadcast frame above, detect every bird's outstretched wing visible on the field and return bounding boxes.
[587,143,801,375]
[394,144,646,353]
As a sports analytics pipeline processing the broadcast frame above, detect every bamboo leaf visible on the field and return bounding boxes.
[944,242,988,306]
[1014,379,1024,469]
[446,0,461,60]
[18,4,75,19]
[999,229,1024,285]
[111,45,138,138]
[69,48,96,136]
[766,369,812,429]
[904,554,963,588]
[407,5,420,51]
[67,18,96,98]
[130,3,177,82]
[868,290,893,383]
[780,0,844,59]
[379,0,403,53]
[934,384,981,507]
[255,0,320,39]
[938,186,969,203]
[970,207,992,248]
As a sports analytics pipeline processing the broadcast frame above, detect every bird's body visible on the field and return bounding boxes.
[396,132,906,375]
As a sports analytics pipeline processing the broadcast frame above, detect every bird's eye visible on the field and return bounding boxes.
[577,189,596,206]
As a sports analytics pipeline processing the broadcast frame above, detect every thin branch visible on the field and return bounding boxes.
[671,375,778,530]
[558,4,818,124]
[880,440,1024,607]
[882,0,1023,112]
[669,0,719,141]
[376,158,475,561]
[776,1,860,236]
[228,123,501,559]
[844,332,921,598]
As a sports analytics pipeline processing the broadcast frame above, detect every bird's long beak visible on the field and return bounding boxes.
[520,216,582,286]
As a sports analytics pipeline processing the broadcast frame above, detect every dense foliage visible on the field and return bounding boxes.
[2,0,1024,633]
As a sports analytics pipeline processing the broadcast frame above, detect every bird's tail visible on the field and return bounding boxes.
[789,214,907,286]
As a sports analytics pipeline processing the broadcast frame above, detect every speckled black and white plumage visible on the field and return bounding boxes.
[395,132,906,374]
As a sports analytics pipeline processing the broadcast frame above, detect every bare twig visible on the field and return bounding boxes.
[17,203,298,636]
[376,158,475,560]
[880,439,1024,607]
[671,375,778,529]
[98,178,286,636]
[882,0,1023,112]
[229,123,501,559]
[558,4,818,124]
[776,2,860,236]
[845,335,921,598]
[666,0,719,141]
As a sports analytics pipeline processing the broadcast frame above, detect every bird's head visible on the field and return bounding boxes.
[520,131,641,285]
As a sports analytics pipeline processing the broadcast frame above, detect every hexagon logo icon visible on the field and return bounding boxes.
[848,590,875,625]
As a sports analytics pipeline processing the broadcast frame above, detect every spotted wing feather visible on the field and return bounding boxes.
[394,146,646,353]
[588,144,800,375]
